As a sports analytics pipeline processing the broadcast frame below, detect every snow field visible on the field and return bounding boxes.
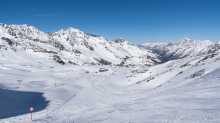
[1,52,220,122]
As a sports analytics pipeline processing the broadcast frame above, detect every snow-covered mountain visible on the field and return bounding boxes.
[1,36,220,122]
[2,23,220,122]
[142,38,218,62]
[2,23,219,66]
[0,23,160,66]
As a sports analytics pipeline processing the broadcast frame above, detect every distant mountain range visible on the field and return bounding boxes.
[142,38,220,62]
[0,23,220,66]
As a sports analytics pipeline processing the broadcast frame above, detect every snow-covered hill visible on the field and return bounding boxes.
[1,42,220,122]
[0,23,160,66]
[142,38,217,62]
[1,23,220,122]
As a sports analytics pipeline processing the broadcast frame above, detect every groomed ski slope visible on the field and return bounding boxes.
[1,53,220,123]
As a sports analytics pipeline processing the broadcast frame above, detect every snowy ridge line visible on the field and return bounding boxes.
[0,23,161,66]
[142,37,220,62]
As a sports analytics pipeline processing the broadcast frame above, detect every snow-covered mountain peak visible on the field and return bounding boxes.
[8,24,39,32]
[0,23,7,28]
[3,24,50,41]
[184,37,190,40]
[10,24,28,28]
[142,37,215,62]
[177,37,213,46]
[52,27,89,41]
[55,27,81,34]
[177,38,196,45]
[112,38,127,43]
[142,42,168,47]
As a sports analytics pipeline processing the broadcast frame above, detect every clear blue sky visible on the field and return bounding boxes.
[0,0,220,44]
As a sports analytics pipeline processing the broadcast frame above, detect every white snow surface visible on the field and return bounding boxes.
[1,47,220,122]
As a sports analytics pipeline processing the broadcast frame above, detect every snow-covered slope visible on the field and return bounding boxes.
[0,23,160,66]
[1,23,220,122]
[1,45,220,122]
[142,38,215,62]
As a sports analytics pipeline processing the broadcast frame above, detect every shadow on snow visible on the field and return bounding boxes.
[0,88,49,119]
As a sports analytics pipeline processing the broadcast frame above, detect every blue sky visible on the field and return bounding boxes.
[0,0,220,44]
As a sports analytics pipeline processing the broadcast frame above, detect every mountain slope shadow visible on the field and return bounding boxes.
[0,88,49,119]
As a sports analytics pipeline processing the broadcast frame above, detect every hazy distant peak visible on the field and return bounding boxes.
[142,42,168,46]
[177,38,196,44]
[176,37,212,46]
[184,37,190,40]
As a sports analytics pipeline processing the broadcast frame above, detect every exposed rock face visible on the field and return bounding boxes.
[94,58,112,65]
[188,69,205,78]
[99,68,109,72]
[53,55,65,65]
[2,37,13,46]
[113,38,126,43]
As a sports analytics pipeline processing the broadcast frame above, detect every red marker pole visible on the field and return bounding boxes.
[30,111,32,120]
[30,107,34,120]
